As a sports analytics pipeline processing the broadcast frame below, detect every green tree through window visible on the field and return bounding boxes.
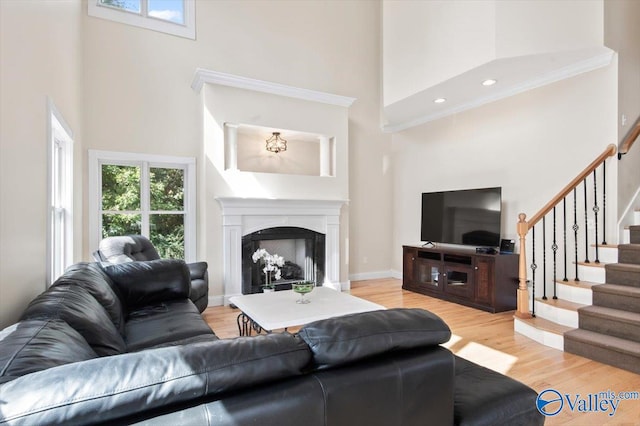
[100,163,185,259]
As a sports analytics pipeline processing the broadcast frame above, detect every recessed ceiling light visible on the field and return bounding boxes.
[482,79,497,86]
[433,98,446,104]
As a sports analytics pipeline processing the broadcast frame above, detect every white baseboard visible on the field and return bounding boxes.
[208,295,225,307]
[349,270,395,281]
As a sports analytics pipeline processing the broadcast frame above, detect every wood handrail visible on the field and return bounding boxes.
[526,144,617,229]
[619,115,640,156]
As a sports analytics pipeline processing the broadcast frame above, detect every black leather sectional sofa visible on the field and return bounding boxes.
[0,260,544,425]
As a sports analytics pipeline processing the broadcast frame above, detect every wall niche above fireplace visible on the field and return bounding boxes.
[242,226,326,294]
[224,123,335,177]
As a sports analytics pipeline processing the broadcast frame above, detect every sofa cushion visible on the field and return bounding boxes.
[298,308,451,369]
[0,333,311,425]
[125,299,215,352]
[52,262,126,336]
[454,356,544,426]
[0,319,97,384]
[103,259,191,308]
[19,284,126,356]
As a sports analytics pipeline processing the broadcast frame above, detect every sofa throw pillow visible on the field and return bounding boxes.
[20,284,126,356]
[102,259,191,308]
[52,262,127,336]
[0,319,97,384]
[298,308,452,369]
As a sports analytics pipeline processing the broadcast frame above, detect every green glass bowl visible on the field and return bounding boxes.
[292,282,315,294]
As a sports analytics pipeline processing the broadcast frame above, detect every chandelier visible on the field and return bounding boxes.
[265,132,287,154]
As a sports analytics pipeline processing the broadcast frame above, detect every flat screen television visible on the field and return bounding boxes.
[421,187,502,247]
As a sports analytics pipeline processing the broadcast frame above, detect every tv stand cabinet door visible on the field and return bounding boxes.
[443,264,474,298]
[474,258,494,306]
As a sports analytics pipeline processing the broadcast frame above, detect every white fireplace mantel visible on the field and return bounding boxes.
[216,197,347,304]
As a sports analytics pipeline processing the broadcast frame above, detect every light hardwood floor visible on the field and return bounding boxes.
[203,279,640,425]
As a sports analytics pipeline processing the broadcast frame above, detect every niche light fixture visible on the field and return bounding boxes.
[265,132,287,154]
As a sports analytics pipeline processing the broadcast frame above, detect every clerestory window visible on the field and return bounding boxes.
[88,0,195,39]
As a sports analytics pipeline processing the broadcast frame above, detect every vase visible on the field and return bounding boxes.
[292,281,315,304]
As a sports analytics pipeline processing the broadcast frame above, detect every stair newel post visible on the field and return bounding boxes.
[516,213,532,319]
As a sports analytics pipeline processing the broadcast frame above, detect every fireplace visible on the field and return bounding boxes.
[242,227,325,294]
[216,197,346,304]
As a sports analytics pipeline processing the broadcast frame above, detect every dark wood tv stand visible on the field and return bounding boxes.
[402,245,519,313]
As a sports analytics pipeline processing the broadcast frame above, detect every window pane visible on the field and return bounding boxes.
[150,214,184,259]
[150,167,184,211]
[102,213,141,237]
[99,0,141,13]
[102,165,140,211]
[148,0,184,24]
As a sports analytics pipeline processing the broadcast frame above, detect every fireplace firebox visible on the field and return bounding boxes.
[242,227,325,294]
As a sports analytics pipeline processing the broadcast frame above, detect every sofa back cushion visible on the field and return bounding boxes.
[52,262,126,336]
[298,308,452,369]
[20,284,126,356]
[99,234,160,263]
[0,319,97,384]
[103,259,191,308]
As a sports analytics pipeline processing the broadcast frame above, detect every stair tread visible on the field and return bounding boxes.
[590,243,619,248]
[592,283,640,297]
[556,279,600,289]
[564,328,640,356]
[579,305,640,324]
[576,261,607,268]
[515,316,572,334]
[618,244,640,251]
[536,297,586,311]
[605,262,640,272]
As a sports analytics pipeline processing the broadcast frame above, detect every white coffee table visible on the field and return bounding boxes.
[229,286,385,336]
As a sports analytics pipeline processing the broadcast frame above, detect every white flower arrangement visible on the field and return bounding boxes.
[252,248,285,288]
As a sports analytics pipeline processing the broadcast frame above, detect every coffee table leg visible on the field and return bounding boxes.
[236,312,265,336]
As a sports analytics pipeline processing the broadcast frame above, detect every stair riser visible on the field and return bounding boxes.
[564,338,640,374]
[605,268,640,287]
[595,247,619,264]
[577,265,606,283]
[618,247,640,265]
[534,303,578,328]
[630,229,640,244]
[592,291,640,312]
[514,318,564,351]
[557,283,592,305]
[579,314,640,344]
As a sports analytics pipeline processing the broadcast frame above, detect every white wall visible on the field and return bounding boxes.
[391,64,618,273]
[383,0,496,106]
[383,0,605,107]
[0,0,84,328]
[605,0,640,224]
[82,1,392,300]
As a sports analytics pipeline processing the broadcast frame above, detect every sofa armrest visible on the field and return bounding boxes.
[187,261,208,280]
[102,259,190,308]
[298,308,451,369]
[0,333,311,425]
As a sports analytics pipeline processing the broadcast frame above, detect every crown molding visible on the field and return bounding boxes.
[191,68,356,108]
[383,49,614,133]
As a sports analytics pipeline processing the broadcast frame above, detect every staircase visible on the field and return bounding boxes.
[564,225,640,373]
